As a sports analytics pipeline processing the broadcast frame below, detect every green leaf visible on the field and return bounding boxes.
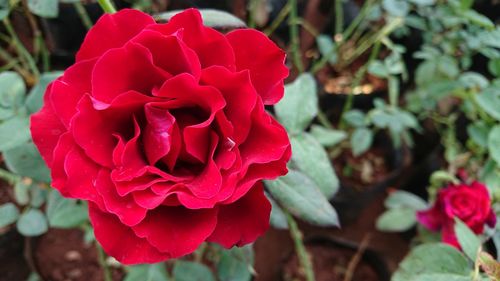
[3,142,51,183]
[412,274,472,281]
[290,133,339,198]
[489,125,500,166]
[476,88,500,121]
[459,0,474,9]
[462,10,494,28]
[14,181,31,205]
[46,190,88,228]
[217,246,254,281]
[343,110,366,127]
[125,263,170,281]
[489,58,500,78]
[0,203,20,228]
[376,208,416,232]
[0,71,26,115]
[382,0,410,16]
[351,128,374,156]
[454,218,481,261]
[0,116,31,151]
[392,243,470,281]
[157,9,246,28]
[438,56,460,78]
[316,35,337,65]
[265,170,339,227]
[384,190,428,211]
[26,72,62,113]
[467,121,490,148]
[30,186,47,208]
[368,60,389,78]
[408,0,435,6]
[0,0,9,20]
[275,73,318,134]
[310,125,346,147]
[16,209,48,236]
[267,194,288,229]
[459,72,489,89]
[478,252,500,280]
[173,261,215,281]
[27,0,58,18]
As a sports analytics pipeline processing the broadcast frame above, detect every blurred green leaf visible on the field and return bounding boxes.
[368,60,389,78]
[459,72,489,89]
[14,181,31,205]
[0,71,26,118]
[475,88,500,121]
[310,125,346,147]
[462,10,494,28]
[392,243,470,281]
[27,0,58,18]
[156,9,246,28]
[125,263,170,281]
[412,274,472,281]
[46,190,88,228]
[0,203,19,228]
[265,170,339,227]
[0,0,9,20]
[488,125,500,165]
[29,186,47,208]
[316,35,337,65]
[16,209,48,236]
[382,0,409,16]
[173,261,215,281]
[0,116,31,151]
[384,190,427,210]
[376,208,416,232]
[217,246,254,281]
[467,121,490,148]
[489,58,500,77]
[290,133,339,198]
[343,110,366,127]
[351,128,373,156]
[454,218,481,261]
[478,252,500,280]
[275,73,318,134]
[267,194,288,229]
[3,142,51,183]
[26,72,62,113]
[409,0,435,6]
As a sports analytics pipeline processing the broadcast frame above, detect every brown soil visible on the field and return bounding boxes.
[0,180,12,205]
[0,230,31,281]
[283,244,379,281]
[34,229,124,281]
[333,147,390,190]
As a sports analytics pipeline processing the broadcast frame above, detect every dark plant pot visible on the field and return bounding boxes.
[330,134,412,225]
[319,90,387,122]
[283,235,391,281]
[0,228,31,281]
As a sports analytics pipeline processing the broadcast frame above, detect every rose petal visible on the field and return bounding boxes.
[143,105,178,166]
[76,9,155,62]
[226,29,288,105]
[207,182,270,248]
[148,9,236,69]
[89,202,170,265]
[132,206,218,258]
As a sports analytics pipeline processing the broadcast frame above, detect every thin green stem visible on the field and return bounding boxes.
[288,0,304,73]
[97,0,117,13]
[264,2,291,36]
[96,243,112,281]
[286,212,315,281]
[317,109,334,129]
[2,18,40,79]
[341,0,375,41]
[247,0,259,28]
[294,18,319,37]
[0,168,20,185]
[73,2,93,30]
[0,46,34,82]
[334,0,343,36]
[339,41,381,129]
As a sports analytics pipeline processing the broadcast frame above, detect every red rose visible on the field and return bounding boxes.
[30,9,290,264]
[417,181,496,248]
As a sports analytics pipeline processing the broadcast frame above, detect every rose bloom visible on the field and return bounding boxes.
[30,9,290,264]
[417,181,496,248]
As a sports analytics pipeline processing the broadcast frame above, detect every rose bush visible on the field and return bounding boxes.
[30,8,290,264]
[417,181,496,248]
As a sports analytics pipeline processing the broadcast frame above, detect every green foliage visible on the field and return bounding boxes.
[265,170,339,227]
[3,142,51,183]
[125,264,170,281]
[173,261,216,281]
[275,73,318,134]
[27,0,58,18]
[0,203,20,228]
[16,209,48,236]
[454,218,481,261]
[377,190,427,232]
[156,9,246,28]
[46,190,88,228]
[310,125,346,147]
[217,246,254,281]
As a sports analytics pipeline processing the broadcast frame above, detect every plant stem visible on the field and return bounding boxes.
[317,109,334,129]
[264,2,291,36]
[288,0,304,73]
[247,0,259,28]
[97,0,117,14]
[0,168,20,185]
[286,212,315,281]
[96,243,112,281]
[334,0,343,36]
[73,2,93,30]
[2,18,40,80]
[341,0,375,41]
